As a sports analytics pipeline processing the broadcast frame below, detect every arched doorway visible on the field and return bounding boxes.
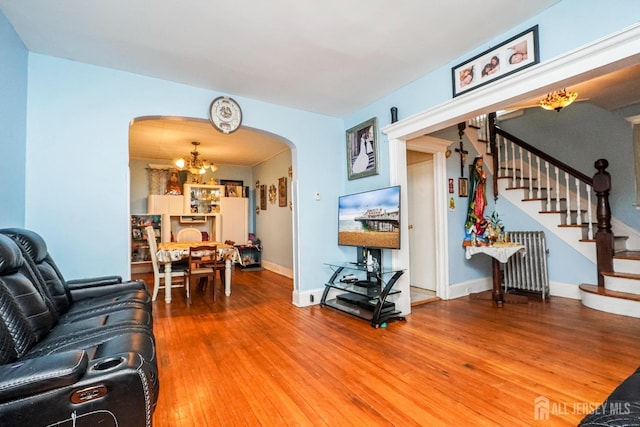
[127,115,296,287]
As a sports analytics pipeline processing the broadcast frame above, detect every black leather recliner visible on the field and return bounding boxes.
[0,228,153,326]
[0,232,158,426]
[579,367,640,426]
[0,228,151,311]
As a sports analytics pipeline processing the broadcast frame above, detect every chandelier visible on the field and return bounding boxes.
[539,89,578,112]
[175,141,217,175]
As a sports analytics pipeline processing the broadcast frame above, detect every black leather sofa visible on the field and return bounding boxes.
[0,229,158,426]
[579,367,640,426]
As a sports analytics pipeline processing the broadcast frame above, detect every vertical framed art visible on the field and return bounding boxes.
[346,117,378,180]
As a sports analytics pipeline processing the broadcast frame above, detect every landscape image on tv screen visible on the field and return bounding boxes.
[338,185,400,249]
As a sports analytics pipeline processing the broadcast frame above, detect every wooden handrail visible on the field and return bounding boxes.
[485,114,613,288]
[494,126,593,186]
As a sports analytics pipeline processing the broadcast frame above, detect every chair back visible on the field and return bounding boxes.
[145,226,160,277]
[188,244,218,271]
[177,227,203,242]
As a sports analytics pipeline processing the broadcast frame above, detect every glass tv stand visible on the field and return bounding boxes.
[320,262,405,328]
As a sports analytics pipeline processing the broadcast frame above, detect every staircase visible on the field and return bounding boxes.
[465,114,640,318]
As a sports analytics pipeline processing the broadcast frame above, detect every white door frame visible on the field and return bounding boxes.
[384,24,640,311]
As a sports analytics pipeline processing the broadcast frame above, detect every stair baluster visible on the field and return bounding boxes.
[545,161,551,211]
[527,151,533,199]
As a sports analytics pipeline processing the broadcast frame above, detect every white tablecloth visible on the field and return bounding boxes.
[465,244,526,263]
[156,242,241,302]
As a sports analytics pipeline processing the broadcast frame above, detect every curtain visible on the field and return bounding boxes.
[147,167,170,195]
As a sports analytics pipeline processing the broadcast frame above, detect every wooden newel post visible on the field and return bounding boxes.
[593,158,613,287]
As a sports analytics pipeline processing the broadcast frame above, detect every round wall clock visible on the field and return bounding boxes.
[209,96,242,134]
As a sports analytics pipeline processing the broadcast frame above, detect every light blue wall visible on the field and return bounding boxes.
[24,54,343,286]
[0,12,27,227]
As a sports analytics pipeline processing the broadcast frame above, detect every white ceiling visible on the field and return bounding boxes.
[0,0,560,117]
[7,1,638,167]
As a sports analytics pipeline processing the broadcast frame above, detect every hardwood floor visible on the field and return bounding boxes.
[135,268,640,426]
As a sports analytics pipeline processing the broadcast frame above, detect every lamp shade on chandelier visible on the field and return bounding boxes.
[175,141,217,175]
[538,89,578,112]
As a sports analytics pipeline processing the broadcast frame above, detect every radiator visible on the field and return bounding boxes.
[504,231,550,300]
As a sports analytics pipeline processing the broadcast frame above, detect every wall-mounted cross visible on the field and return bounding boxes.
[455,123,468,177]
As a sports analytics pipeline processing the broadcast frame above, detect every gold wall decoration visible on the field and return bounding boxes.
[268,184,277,204]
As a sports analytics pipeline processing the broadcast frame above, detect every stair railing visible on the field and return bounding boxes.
[490,122,594,239]
[476,113,613,287]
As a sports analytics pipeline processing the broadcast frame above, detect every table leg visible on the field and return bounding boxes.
[225,259,231,296]
[164,262,172,304]
[492,258,503,307]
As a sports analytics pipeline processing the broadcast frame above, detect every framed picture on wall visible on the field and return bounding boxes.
[278,177,287,207]
[346,117,378,180]
[260,184,267,210]
[458,178,468,197]
[452,25,539,97]
[221,179,243,197]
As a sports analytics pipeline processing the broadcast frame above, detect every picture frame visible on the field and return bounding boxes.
[220,179,244,197]
[458,178,468,197]
[260,184,267,210]
[452,25,539,97]
[278,177,287,207]
[346,117,378,180]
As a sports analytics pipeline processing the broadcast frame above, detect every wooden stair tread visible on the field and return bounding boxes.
[602,271,640,280]
[539,209,587,213]
[579,284,640,302]
[558,222,598,230]
[615,250,640,260]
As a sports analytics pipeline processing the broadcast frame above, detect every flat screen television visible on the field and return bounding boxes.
[338,185,401,250]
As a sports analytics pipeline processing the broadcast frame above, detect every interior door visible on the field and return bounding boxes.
[407,157,436,291]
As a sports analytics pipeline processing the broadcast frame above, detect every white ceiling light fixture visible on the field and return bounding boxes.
[539,88,578,112]
[175,141,218,175]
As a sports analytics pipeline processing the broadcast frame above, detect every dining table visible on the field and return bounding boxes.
[156,241,241,303]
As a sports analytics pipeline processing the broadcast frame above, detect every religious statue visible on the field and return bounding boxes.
[463,156,488,246]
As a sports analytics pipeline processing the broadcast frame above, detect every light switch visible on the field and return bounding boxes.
[315,192,321,200]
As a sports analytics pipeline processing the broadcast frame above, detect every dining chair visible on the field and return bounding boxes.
[145,226,189,301]
[176,227,203,242]
[188,244,223,300]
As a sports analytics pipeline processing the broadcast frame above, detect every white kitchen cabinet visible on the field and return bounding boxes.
[220,197,248,244]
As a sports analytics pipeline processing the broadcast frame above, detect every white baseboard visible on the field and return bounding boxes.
[447,278,580,300]
[447,277,491,300]
[261,260,293,279]
[549,281,581,300]
[293,287,325,307]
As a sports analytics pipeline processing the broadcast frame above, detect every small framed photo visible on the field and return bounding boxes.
[452,25,539,97]
[458,178,468,197]
[220,179,244,197]
[346,117,378,180]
